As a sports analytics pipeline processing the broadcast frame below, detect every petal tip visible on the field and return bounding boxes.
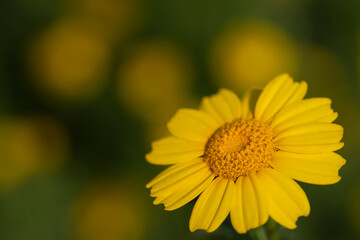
[205,227,217,233]
[278,73,291,79]
[339,156,347,167]
[164,206,175,211]
[145,153,153,163]
[153,198,162,205]
[338,142,345,150]
[330,176,342,185]
[287,224,297,230]
[300,81,308,88]
[189,224,197,232]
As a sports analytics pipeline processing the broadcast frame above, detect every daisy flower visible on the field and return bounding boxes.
[146,74,345,233]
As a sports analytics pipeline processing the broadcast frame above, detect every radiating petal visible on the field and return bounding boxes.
[241,88,261,120]
[255,74,305,122]
[167,108,219,142]
[318,112,338,122]
[150,163,215,210]
[275,123,343,144]
[277,143,344,154]
[148,160,213,209]
[150,162,207,197]
[255,74,292,119]
[257,168,310,229]
[271,98,336,134]
[146,137,205,165]
[189,177,235,232]
[163,172,215,211]
[284,81,308,106]
[200,89,242,124]
[230,174,269,234]
[272,151,346,184]
[146,159,205,189]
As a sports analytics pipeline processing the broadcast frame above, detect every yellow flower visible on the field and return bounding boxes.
[72,180,146,240]
[0,116,69,189]
[210,22,298,91]
[69,0,142,43]
[146,73,345,233]
[117,39,195,139]
[28,18,110,101]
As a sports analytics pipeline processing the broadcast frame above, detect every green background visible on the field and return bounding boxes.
[1,0,359,239]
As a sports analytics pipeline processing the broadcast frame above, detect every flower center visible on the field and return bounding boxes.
[203,118,276,180]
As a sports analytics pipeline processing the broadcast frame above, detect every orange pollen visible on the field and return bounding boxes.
[203,118,276,180]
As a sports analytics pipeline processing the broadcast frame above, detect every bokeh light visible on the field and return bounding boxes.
[67,0,142,43]
[28,18,110,102]
[210,21,299,91]
[117,39,196,139]
[0,116,69,189]
[72,179,146,240]
[300,46,348,98]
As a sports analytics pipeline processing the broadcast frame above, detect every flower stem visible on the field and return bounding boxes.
[264,219,280,240]
[249,220,279,240]
[251,226,268,240]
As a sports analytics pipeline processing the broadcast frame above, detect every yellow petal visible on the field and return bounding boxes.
[275,123,343,145]
[150,163,215,210]
[255,74,292,119]
[272,151,346,185]
[200,89,242,124]
[255,73,303,122]
[230,174,269,234]
[271,98,335,134]
[146,137,205,165]
[163,170,215,211]
[241,88,261,120]
[277,142,344,154]
[284,81,308,106]
[257,168,310,229]
[149,162,208,198]
[318,112,338,123]
[167,108,219,142]
[260,79,295,122]
[146,159,204,189]
[150,163,208,198]
[189,177,235,232]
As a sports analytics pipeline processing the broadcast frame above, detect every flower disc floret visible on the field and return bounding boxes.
[204,119,276,180]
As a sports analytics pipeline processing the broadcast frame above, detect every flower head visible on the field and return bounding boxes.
[146,74,345,233]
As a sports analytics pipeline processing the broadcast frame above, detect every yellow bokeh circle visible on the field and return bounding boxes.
[117,39,196,138]
[68,0,142,43]
[72,180,146,240]
[210,21,299,90]
[28,18,110,101]
[0,116,69,189]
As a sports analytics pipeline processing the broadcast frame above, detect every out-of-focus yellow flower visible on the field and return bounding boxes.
[28,18,110,102]
[68,0,142,43]
[301,46,347,98]
[118,39,192,110]
[210,22,299,91]
[0,118,42,187]
[117,39,195,139]
[0,116,69,189]
[72,180,146,240]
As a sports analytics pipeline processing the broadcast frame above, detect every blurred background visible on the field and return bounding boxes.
[0,0,360,239]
